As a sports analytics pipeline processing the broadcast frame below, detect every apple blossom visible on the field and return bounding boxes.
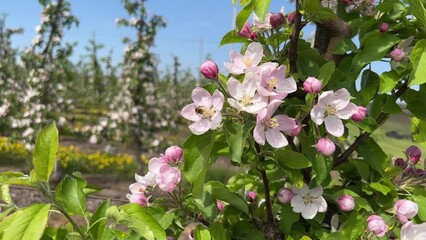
[164,145,183,164]
[379,22,389,32]
[224,42,263,74]
[367,215,388,237]
[311,88,358,137]
[253,100,298,148]
[253,13,272,29]
[181,87,224,135]
[401,221,426,240]
[247,191,257,200]
[395,199,418,224]
[337,195,355,212]
[290,184,327,219]
[127,182,148,207]
[135,172,156,186]
[148,156,167,175]
[156,165,181,192]
[406,145,421,165]
[239,21,257,40]
[390,48,406,62]
[200,60,219,79]
[351,106,367,122]
[256,64,297,99]
[227,73,268,114]
[316,138,336,156]
[303,77,322,94]
[270,13,285,28]
[277,188,295,204]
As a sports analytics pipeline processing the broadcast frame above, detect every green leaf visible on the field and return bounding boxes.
[220,30,250,46]
[89,200,110,239]
[120,203,166,240]
[297,56,319,79]
[146,207,175,230]
[381,95,402,114]
[236,1,254,30]
[318,61,335,86]
[304,0,320,13]
[209,222,228,240]
[253,0,271,21]
[356,137,387,173]
[207,181,249,215]
[0,172,32,186]
[342,211,367,240]
[223,121,252,164]
[359,70,380,105]
[31,122,59,182]
[403,87,426,121]
[0,185,13,206]
[408,40,426,86]
[352,117,378,133]
[311,8,337,22]
[2,204,50,240]
[407,0,426,26]
[411,117,426,147]
[55,176,86,215]
[369,182,392,195]
[183,132,215,199]
[311,155,333,186]
[195,225,211,240]
[275,150,312,169]
[412,188,426,221]
[279,204,300,233]
[379,70,400,94]
[333,39,358,55]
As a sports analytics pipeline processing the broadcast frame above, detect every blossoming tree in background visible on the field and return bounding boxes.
[2,0,426,239]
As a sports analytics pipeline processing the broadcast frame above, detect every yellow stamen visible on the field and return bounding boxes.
[195,106,214,119]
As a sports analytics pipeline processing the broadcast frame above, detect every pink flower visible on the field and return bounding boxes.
[316,138,336,156]
[227,73,268,114]
[337,195,355,212]
[288,121,301,137]
[395,199,418,224]
[253,13,272,29]
[277,188,295,203]
[406,145,421,165]
[287,12,296,24]
[239,21,257,40]
[270,13,285,28]
[351,106,367,122]
[164,145,183,164]
[224,42,263,74]
[200,60,219,79]
[126,192,148,207]
[401,221,426,240]
[256,64,297,99]
[367,215,388,237]
[156,165,181,192]
[217,200,225,211]
[247,191,257,200]
[253,100,297,148]
[390,48,406,62]
[291,184,327,219]
[310,89,358,137]
[148,157,167,175]
[181,87,224,135]
[379,23,389,33]
[303,77,322,94]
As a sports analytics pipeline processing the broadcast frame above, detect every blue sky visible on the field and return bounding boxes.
[0,0,313,75]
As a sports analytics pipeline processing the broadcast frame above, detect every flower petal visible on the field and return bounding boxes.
[192,87,212,108]
[210,112,222,130]
[301,203,318,219]
[336,102,358,119]
[181,103,201,122]
[330,88,351,110]
[253,124,266,145]
[309,186,323,198]
[212,90,225,111]
[275,114,296,133]
[228,98,242,112]
[325,115,344,137]
[291,195,305,213]
[266,129,288,148]
[188,119,212,135]
[148,157,166,175]
[311,105,325,125]
[276,76,297,94]
[227,77,244,100]
[314,196,328,212]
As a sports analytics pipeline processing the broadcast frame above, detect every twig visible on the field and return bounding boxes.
[288,0,302,73]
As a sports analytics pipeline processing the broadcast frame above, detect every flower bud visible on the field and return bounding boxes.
[270,13,285,29]
[249,32,257,40]
[247,191,257,200]
[277,187,294,203]
[394,158,405,168]
[337,195,355,212]
[351,106,367,122]
[164,145,183,164]
[316,138,336,157]
[367,215,388,237]
[342,0,352,4]
[390,48,406,62]
[217,200,225,212]
[379,23,389,33]
[287,12,296,24]
[239,21,253,38]
[416,169,425,178]
[395,199,418,224]
[200,60,219,79]
[126,193,148,207]
[290,121,302,137]
[303,77,322,94]
[406,166,415,175]
[406,145,421,165]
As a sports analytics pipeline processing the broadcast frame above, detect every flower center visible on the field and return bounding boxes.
[240,95,253,106]
[195,106,214,119]
[265,117,279,129]
[267,78,278,91]
[303,194,314,205]
[325,105,337,116]
[243,57,252,68]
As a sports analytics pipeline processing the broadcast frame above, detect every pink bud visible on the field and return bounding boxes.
[287,12,296,24]
[303,77,322,94]
[164,145,183,164]
[200,60,219,79]
[249,32,257,40]
[395,199,418,224]
[342,0,352,4]
[379,23,389,33]
[351,106,367,122]
[406,166,415,175]
[367,215,388,237]
[277,188,295,203]
[316,138,336,157]
[217,200,225,212]
[337,195,355,212]
[247,191,257,200]
[290,121,302,137]
[394,158,405,168]
[390,48,406,62]
[167,237,175,240]
[156,165,181,192]
[270,13,285,29]
[406,145,421,165]
[239,21,253,38]
[127,193,148,207]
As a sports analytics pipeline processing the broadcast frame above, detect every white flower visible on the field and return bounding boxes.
[401,221,426,240]
[290,184,327,219]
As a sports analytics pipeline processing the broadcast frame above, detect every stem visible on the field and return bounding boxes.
[333,82,408,167]
[289,0,302,73]
[254,143,274,225]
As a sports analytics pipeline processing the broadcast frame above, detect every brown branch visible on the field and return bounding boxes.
[288,0,302,73]
[318,18,352,63]
[333,82,408,167]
